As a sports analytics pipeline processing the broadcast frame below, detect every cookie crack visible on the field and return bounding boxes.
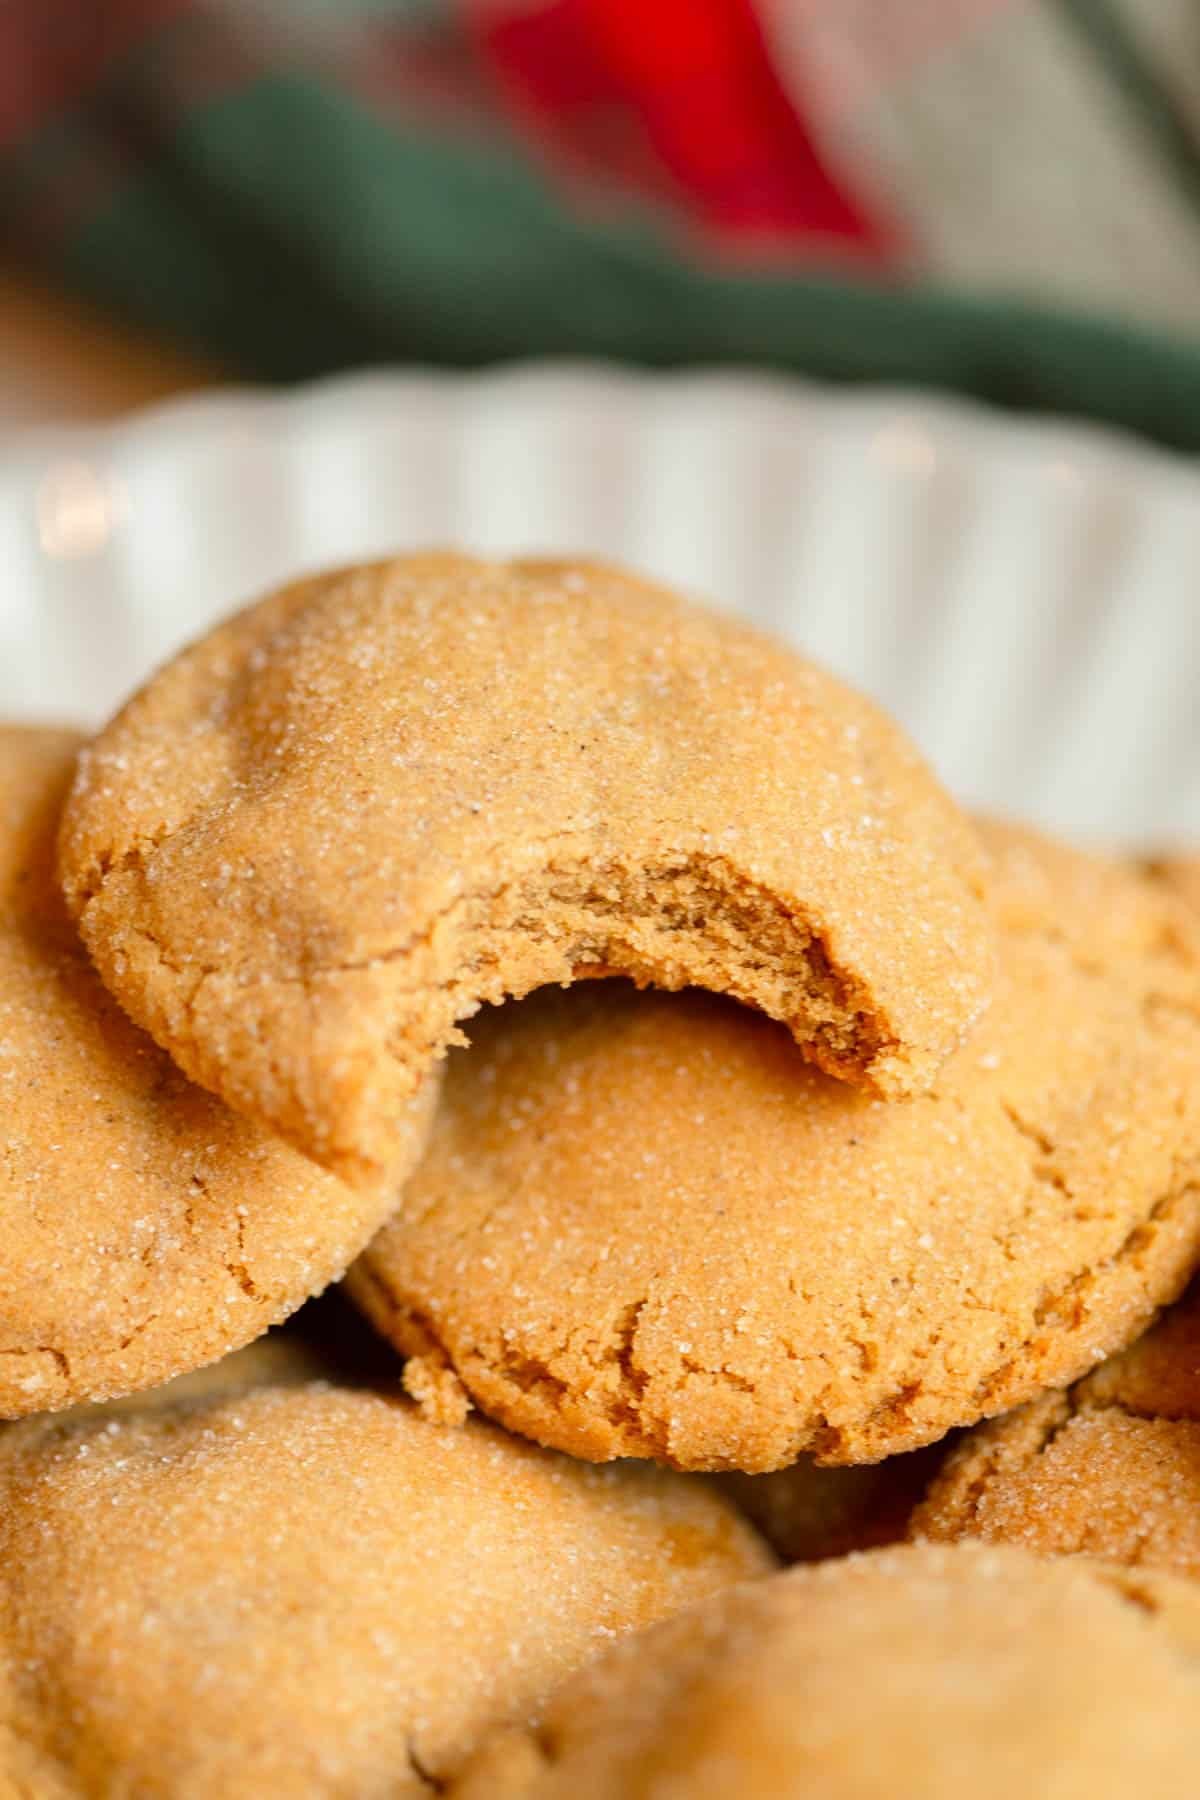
[404,1739,444,1793]
[1105,1576,1163,1621]
[0,1344,70,1379]
[488,1341,573,1410]
[1029,1388,1092,1464]
[117,1313,160,1353]
[226,1206,260,1301]
[1000,1104,1072,1201]
[678,1356,758,1396]
[1033,1176,1194,1332]
[532,1721,564,1768]
[1102,1569,1200,1669]
[65,820,172,910]
[828,1160,1200,1466]
[612,1299,649,1406]
[189,1172,261,1301]
[969,1165,1200,1419]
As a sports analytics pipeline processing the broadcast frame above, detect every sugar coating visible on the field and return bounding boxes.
[913,1277,1200,1578]
[0,728,434,1419]
[351,819,1200,1471]
[449,1543,1200,1799]
[58,554,992,1185]
[0,1339,771,1797]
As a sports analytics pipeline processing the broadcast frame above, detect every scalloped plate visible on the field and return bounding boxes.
[3,364,1198,843]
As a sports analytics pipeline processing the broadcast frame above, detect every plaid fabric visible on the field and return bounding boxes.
[3,0,1200,443]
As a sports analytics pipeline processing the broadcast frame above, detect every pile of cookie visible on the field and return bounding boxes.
[4,553,1200,1797]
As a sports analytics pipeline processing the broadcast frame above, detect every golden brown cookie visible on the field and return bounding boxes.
[721,1444,945,1563]
[0,1340,771,1798]
[0,727,434,1418]
[59,554,991,1184]
[350,820,1200,1471]
[450,1544,1200,1800]
[911,1277,1200,1577]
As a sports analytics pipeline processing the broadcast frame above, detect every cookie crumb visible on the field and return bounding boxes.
[404,1353,471,1426]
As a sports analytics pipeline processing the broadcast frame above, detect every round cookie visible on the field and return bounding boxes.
[350,820,1200,1471]
[450,1543,1200,1800]
[911,1277,1200,1577]
[0,727,434,1418]
[59,553,991,1185]
[0,1342,772,1798]
[721,1444,945,1563]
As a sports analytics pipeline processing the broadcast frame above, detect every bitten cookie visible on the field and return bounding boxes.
[59,554,991,1184]
[0,1340,771,1798]
[911,1277,1200,1578]
[0,727,434,1417]
[350,820,1200,1471]
[450,1544,1200,1799]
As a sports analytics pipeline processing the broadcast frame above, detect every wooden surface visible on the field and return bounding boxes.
[0,270,221,429]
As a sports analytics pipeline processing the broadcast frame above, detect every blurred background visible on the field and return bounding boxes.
[3,0,1200,440]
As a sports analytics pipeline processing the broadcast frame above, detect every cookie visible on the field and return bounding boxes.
[449,1543,1200,1799]
[911,1276,1200,1577]
[0,1339,771,1797]
[721,1445,945,1563]
[59,554,991,1184]
[350,820,1200,1471]
[0,727,434,1418]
